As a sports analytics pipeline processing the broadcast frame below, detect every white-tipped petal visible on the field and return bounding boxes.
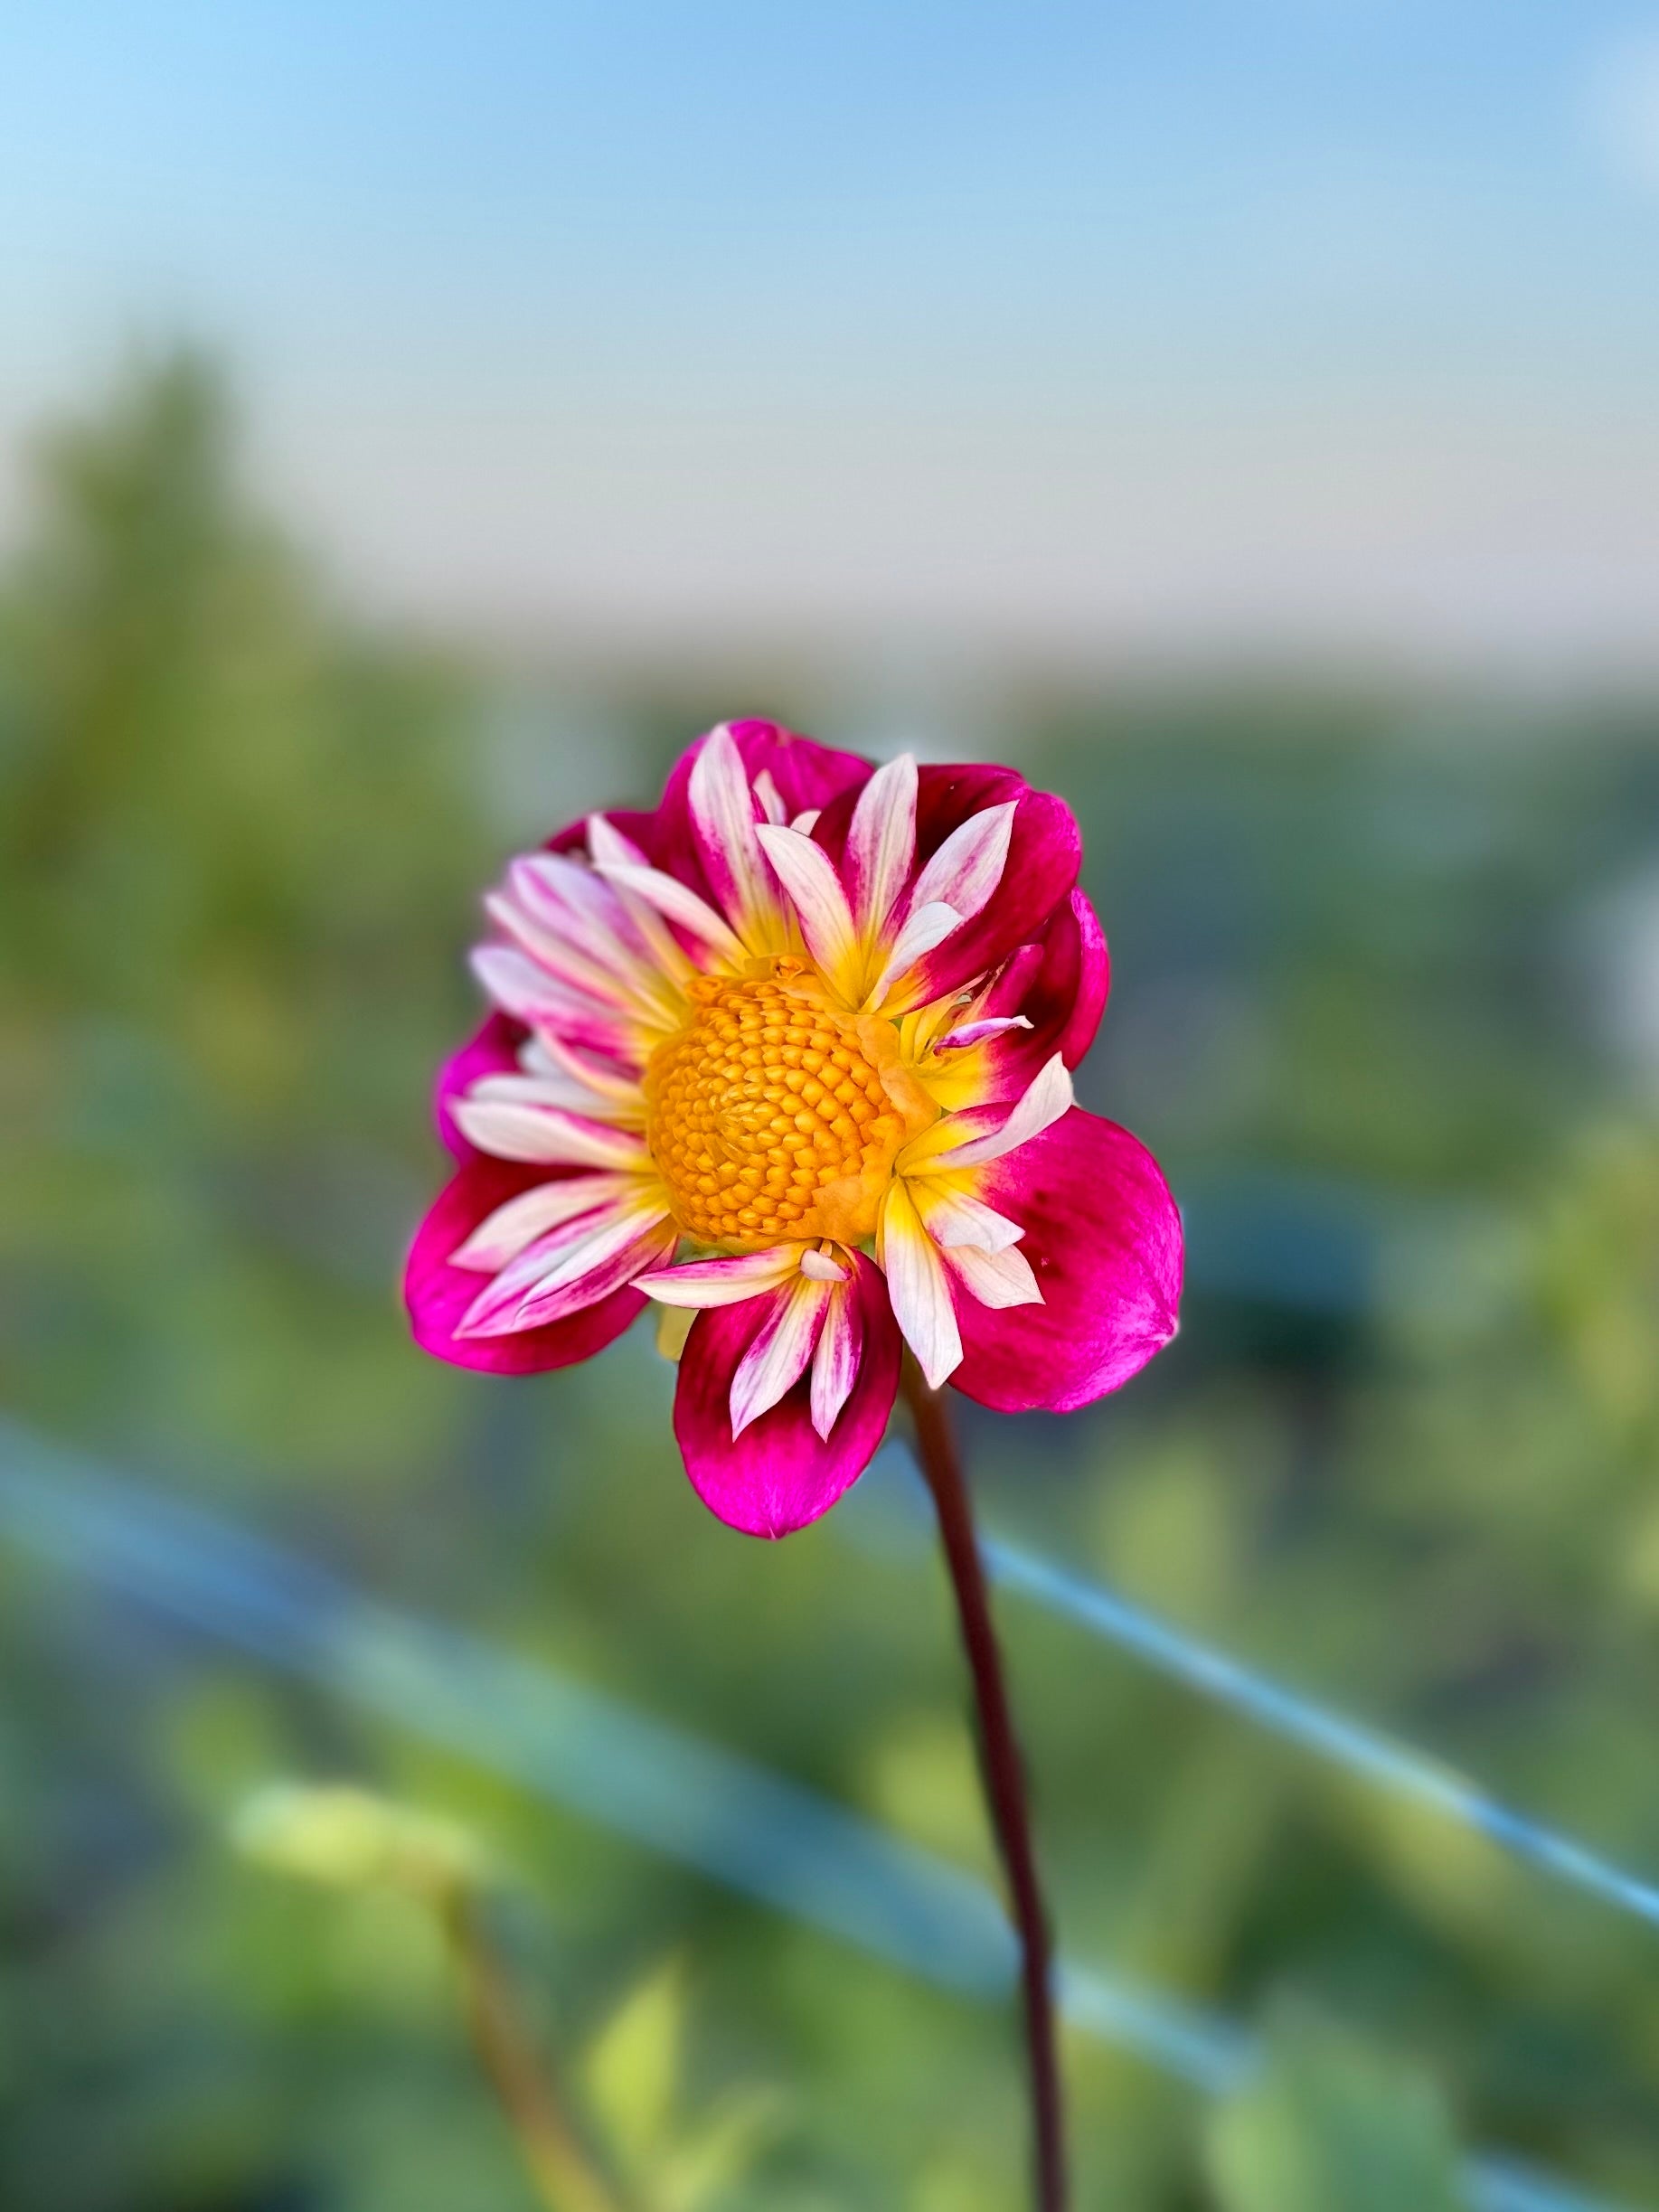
[935,1014,1033,1053]
[754,824,860,986]
[798,1247,850,1282]
[909,801,1016,925]
[519,1031,642,1104]
[864,900,962,1009]
[584,814,650,869]
[448,1173,636,1272]
[451,1093,650,1169]
[689,724,775,937]
[810,1281,862,1439]
[570,826,699,980]
[592,861,748,965]
[753,767,788,824]
[729,1276,832,1436]
[457,1200,674,1336]
[483,893,642,1013]
[910,1182,1026,1253]
[503,859,689,1007]
[470,946,634,1055]
[634,1247,804,1308]
[879,1181,962,1389]
[943,1239,1042,1310]
[846,753,918,938]
[929,1054,1073,1170]
[467,1066,631,1120]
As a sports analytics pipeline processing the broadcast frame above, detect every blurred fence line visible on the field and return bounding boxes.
[848,1450,1659,1934]
[0,1417,1641,2212]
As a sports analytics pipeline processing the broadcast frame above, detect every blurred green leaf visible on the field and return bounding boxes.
[658,2085,785,2212]
[580,1958,684,2173]
[1205,2014,1467,2212]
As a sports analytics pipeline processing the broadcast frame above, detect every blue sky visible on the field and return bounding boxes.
[5,3,1659,668]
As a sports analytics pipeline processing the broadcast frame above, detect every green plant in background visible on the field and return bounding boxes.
[235,1784,779,2212]
[1206,2013,1466,2212]
[579,1960,782,2212]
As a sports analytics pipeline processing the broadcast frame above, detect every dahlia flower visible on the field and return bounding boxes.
[406,720,1182,1537]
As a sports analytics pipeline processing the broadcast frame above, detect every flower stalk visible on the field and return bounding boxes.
[902,1357,1067,2212]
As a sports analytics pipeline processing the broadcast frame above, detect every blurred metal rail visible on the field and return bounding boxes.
[0,1417,1643,2212]
[848,1446,1659,1940]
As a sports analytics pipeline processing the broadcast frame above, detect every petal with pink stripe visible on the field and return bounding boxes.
[674,1254,900,1538]
[405,1158,646,1375]
[879,1179,962,1388]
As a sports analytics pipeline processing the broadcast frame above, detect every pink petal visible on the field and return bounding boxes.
[941,1239,1042,1310]
[674,1255,900,1538]
[590,860,748,965]
[435,1014,526,1161]
[844,753,918,937]
[976,890,1111,1099]
[908,1182,1025,1253]
[467,1065,627,1117]
[810,1277,863,1438]
[949,1108,1182,1415]
[460,1210,675,1337]
[448,1171,637,1272]
[907,767,1082,1002]
[729,1275,832,1436]
[521,1031,641,1106]
[934,1015,1033,1054]
[754,824,860,982]
[485,886,640,1012]
[665,719,872,827]
[469,946,637,1059]
[450,1091,649,1169]
[928,1054,1073,1170]
[582,814,652,870]
[636,722,872,919]
[864,899,962,1009]
[553,727,870,965]
[907,800,1016,923]
[634,1247,804,1306]
[879,1180,962,1388]
[753,767,788,824]
[405,1159,646,1375]
[457,1184,668,1319]
[506,853,692,994]
[688,724,778,938]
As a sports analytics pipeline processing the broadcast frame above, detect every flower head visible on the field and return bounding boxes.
[407,720,1182,1536]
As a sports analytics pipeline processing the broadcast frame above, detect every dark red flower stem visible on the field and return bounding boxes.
[901,1358,1067,2212]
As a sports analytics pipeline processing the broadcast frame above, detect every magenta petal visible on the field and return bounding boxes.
[435,1013,528,1161]
[910,769,1082,1001]
[977,890,1112,1100]
[674,1255,901,1539]
[695,719,872,821]
[646,720,872,891]
[950,1107,1182,1415]
[405,1158,645,1375]
[814,762,1083,1000]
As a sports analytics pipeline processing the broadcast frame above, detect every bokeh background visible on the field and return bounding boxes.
[5,6,1659,2207]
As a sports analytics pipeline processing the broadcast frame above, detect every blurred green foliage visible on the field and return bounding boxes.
[4,352,1659,2207]
[1206,2013,1466,2212]
[235,1784,779,2212]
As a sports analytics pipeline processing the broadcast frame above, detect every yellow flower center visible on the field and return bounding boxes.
[646,973,913,1250]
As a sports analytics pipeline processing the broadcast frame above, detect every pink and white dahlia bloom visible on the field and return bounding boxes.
[406,720,1182,1537]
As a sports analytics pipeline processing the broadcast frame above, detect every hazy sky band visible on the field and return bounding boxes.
[5,1,1659,668]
